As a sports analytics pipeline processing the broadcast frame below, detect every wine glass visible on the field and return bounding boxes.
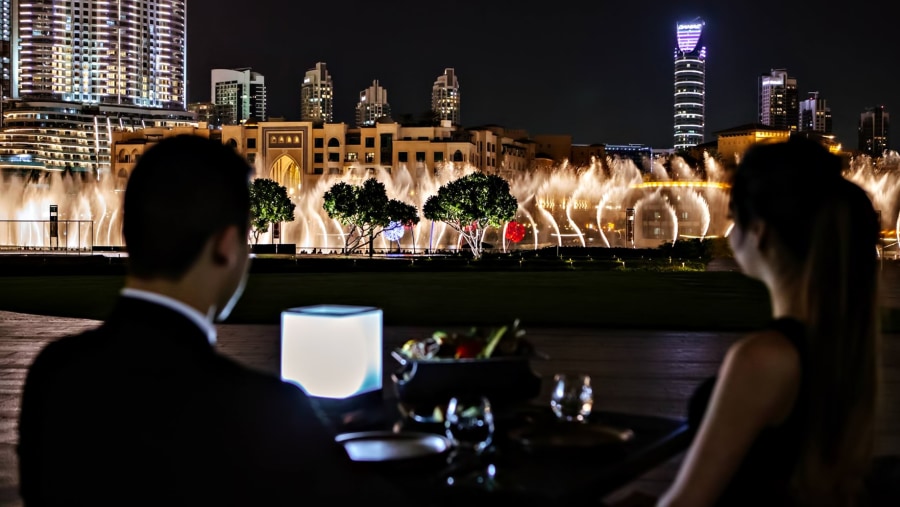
[444,395,495,454]
[550,373,594,422]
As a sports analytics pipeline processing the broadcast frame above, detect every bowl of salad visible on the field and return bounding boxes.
[391,320,544,413]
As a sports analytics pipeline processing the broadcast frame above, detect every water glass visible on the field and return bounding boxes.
[444,396,495,454]
[550,373,594,422]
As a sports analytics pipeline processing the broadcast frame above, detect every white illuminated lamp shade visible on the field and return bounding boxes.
[281,305,382,399]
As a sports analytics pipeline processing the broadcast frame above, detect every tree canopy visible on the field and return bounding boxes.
[423,172,517,258]
[323,178,419,256]
[249,178,296,244]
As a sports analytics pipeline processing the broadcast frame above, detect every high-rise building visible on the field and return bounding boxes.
[758,69,798,132]
[211,68,267,125]
[0,1,194,176]
[431,68,460,125]
[798,91,832,134]
[11,0,186,108]
[673,18,706,150]
[858,106,890,157]
[356,80,391,127]
[300,62,333,124]
[188,102,225,128]
[1,0,11,102]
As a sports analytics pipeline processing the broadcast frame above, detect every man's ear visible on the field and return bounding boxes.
[211,225,240,267]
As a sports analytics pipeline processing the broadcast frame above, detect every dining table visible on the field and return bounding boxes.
[318,390,694,506]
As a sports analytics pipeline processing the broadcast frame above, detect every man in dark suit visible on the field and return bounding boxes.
[17,135,387,505]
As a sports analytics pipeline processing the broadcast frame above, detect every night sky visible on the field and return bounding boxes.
[187,0,896,150]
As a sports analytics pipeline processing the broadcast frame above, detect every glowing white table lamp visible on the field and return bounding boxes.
[280,305,382,399]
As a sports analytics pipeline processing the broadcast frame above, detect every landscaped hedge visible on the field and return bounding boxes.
[0,238,731,276]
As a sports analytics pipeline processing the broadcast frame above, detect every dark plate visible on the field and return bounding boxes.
[335,430,452,463]
[509,421,635,454]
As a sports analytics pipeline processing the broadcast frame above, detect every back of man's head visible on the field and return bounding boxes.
[123,134,251,280]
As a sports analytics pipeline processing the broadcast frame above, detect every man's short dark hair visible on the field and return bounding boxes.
[123,134,251,279]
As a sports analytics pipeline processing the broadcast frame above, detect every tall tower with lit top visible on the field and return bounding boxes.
[673,18,706,150]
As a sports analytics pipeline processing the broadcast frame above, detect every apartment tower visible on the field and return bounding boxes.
[673,18,706,150]
[1,0,10,102]
[356,79,391,127]
[12,0,186,108]
[431,68,460,125]
[211,68,267,125]
[0,0,194,176]
[798,91,832,134]
[858,106,890,157]
[758,69,798,132]
[300,62,333,123]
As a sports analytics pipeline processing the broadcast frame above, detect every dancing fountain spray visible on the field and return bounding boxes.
[1,150,897,254]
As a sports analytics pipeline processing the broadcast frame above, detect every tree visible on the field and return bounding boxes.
[249,178,296,244]
[323,178,419,257]
[423,172,518,259]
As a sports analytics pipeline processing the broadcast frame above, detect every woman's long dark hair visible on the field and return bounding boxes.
[730,137,880,506]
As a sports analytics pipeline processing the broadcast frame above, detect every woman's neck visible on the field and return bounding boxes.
[768,276,805,322]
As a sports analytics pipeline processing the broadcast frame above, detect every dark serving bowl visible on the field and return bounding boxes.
[390,350,542,412]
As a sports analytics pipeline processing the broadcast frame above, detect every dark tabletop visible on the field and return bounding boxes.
[319,392,692,506]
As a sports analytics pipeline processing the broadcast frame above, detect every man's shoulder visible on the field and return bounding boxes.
[30,325,107,368]
[207,354,327,434]
[209,353,307,403]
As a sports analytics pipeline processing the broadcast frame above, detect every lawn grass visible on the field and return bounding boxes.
[0,270,774,330]
[4,267,900,332]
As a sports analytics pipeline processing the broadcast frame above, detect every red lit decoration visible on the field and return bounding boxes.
[505,221,526,243]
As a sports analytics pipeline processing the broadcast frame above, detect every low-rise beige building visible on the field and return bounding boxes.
[532,134,573,166]
[112,121,536,195]
[569,144,605,168]
[715,123,792,167]
[112,126,217,189]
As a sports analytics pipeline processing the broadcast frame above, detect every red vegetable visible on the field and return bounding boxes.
[454,340,482,359]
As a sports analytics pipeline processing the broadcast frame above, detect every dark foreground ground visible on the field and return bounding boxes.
[0,255,897,505]
[0,311,896,506]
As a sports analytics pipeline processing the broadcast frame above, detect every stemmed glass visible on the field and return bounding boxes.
[550,373,594,423]
[444,395,495,454]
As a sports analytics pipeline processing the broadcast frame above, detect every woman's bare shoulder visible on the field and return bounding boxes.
[724,328,801,383]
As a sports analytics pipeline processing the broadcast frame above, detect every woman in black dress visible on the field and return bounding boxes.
[658,137,881,507]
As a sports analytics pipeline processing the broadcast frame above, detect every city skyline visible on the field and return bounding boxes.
[187,0,896,151]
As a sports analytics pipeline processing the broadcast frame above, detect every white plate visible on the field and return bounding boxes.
[335,431,452,462]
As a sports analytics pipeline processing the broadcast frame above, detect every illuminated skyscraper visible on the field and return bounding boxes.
[759,69,798,131]
[859,106,890,157]
[301,62,333,124]
[212,68,267,125]
[0,1,193,176]
[799,91,831,134]
[431,68,460,125]
[11,0,186,108]
[1,0,10,101]
[673,18,706,150]
[356,80,391,127]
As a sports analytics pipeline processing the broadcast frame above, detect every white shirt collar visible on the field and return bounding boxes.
[119,288,217,345]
